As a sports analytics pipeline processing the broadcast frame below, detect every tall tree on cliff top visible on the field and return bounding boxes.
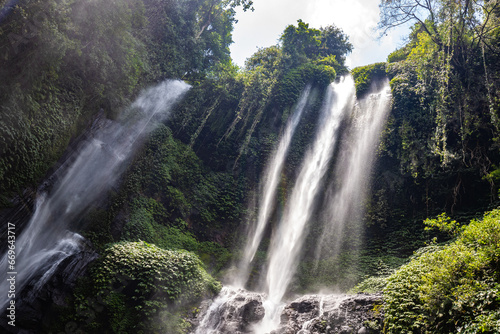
[195,0,253,38]
[379,0,500,58]
[280,19,352,69]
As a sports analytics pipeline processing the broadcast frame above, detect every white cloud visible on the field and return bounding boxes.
[230,0,410,68]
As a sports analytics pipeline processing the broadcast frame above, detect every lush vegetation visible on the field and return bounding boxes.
[82,124,238,270]
[0,0,354,330]
[2,0,500,332]
[351,1,500,332]
[384,209,500,333]
[356,0,500,284]
[0,0,250,205]
[63,241,220,333]
[351,62,387,97]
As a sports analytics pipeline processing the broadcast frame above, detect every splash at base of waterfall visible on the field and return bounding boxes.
[191,287,383,334]
[193,287,266,334]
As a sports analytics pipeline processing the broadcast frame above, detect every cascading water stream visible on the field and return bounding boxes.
[194,286,266,334]
[300,295,324,331]
[254,77,356,333]
[314,80,392,266]
[195,86,312,334]
[234,85,312,288]
[0,80,190,310]
[192,77,391,334]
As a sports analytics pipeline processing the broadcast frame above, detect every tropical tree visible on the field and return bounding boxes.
[280,19,352,70]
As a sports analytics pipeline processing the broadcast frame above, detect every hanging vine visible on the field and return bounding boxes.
[431,0,455,166]
[482,40,500,135]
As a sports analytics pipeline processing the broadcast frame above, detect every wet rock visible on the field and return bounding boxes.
[191,289,383,334]
[0,237,98,334]
[189,287,266,333]
[275,293,383,334]
[358,326,368,334]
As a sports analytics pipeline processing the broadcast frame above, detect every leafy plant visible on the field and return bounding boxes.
[351,62,387,98]
[384,208,500,333]
[72,241,221,333]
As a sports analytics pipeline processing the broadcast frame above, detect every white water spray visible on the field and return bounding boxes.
[255,77,356,333]
[0,80,190,309]
[235,85,312,288]
[194,286,266,334]
[192,78,391,334]
[314,80,392,264]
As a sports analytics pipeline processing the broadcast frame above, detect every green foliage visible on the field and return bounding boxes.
[351,260,394,293]
[0,0,246,204]
[387,47,411,63]
[0,0,154,199]
[172,19,351,174]
[245,45,282,71]
[368,3,500,249]
[87,125,238,274]
[72,241,221,333]
[424,212,462,237]
[4,2,499,333]
[281,19,322,67]
[302,62,337,86]
[484,165,500,198]
[94,241,221,303]
[276,62,336,109]
[384,208,500,333]
[351,275,389,294]
[280,19,352,70]
[351,62,387,98]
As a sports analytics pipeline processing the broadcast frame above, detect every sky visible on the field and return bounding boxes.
[229,0,411,69]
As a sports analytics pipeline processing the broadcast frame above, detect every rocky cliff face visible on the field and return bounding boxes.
[190,287,383,334]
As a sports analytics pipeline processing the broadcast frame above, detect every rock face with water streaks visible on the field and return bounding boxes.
[276,293,383,334]
[191,288,383,334]
[190,287,266,333]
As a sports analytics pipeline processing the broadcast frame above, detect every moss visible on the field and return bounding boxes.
[351,62,387,98]
[70,241,221,333]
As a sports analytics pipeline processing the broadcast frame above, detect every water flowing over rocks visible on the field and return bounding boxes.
[0,235,98,333]
[0,80,190,332]
[191,287,266,333]
[276,293,383,334]
[191,287,383,334]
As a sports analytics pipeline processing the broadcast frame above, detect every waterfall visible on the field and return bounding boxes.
[255,77,356,332]
[314,80,392,268]
[0,80,190,310]
[191,77,391,333]
[234,85,312,288]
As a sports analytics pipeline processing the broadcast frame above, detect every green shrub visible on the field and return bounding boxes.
[73,241,221,333]
[276,62,336,109]
[351,62,387,98]
[387,47,411,63]
[424,213,462,237]
[383,208,500,333]
[351,275,390,294]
